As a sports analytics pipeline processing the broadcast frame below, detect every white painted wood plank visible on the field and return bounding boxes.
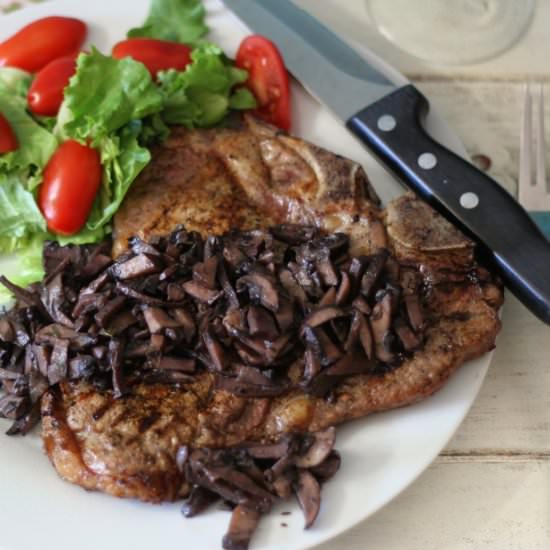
[316,457,550,550]
[414,81,524,196]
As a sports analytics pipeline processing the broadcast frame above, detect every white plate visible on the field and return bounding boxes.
[0,2,493,549]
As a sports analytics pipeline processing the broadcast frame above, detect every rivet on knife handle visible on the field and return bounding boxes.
[347,84,550,324]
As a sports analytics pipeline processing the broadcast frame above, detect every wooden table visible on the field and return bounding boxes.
[2,1,548,548]
[291,1,550,548]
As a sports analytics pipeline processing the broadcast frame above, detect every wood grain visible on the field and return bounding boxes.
[316,459,550,550]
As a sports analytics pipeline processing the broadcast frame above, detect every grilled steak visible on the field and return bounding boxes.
[41,116,503,502]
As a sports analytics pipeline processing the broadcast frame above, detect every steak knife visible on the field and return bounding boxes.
[224,0,550,325]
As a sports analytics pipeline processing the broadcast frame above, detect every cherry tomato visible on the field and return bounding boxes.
[38,140,102,236]
[236,35,291,131]
[0,16,86,73]
[112,38,192,78]
[27,56,77,116]
[0,113,18,153]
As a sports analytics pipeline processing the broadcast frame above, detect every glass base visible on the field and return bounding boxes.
[367,0,535,65]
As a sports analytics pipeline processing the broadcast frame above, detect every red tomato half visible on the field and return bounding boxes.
[0,113,18,153]
[236,35,291,131]
[38,140,102,236]
[112,38,192,78]
[28,56,77,116]
[0,16,86,73]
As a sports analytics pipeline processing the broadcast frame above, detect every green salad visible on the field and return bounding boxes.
[0,0,256,299]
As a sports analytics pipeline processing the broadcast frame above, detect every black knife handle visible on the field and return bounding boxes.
[347,84,550,325]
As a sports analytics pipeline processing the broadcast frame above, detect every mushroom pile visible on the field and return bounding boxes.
[179,427,339,549]
[0,224,426,434]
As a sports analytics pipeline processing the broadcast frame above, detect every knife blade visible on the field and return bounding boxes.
[224,0,550,325]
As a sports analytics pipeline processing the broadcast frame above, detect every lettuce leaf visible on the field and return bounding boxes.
[158,43,256,127]
[0,67,31,97]
[0,173,48,253]
[56,49,164,143]
[86,123,152,232]
[0,238,45,303]
[128,0,208,44]
[0,96,58,181]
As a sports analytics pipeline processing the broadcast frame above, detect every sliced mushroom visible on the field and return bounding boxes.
[234,341,265,367]
[294,470,321,529]
[79,271,111,296]
[193,256,219,290]
[68,355,95,380]
[4,400,39,435]
[352,295,371,315]
[295,426,336,468]
[335,271,351,305]
[303,306,346,329]
[270,224,317,245]
[109,339,126,399]
[319,233,349,258]
[325,350,373,377]
[405,293,425,333]
[149,333,165,351]
[245,439,290,460]
[0,368,21,381]
[40,273,73,327]
[47,339,69,385]
[95,296,127,328]
[166,283,186,301]
[204,330,226,371]
[316,257,338,287]
[142,307,181,334]
[237,272,279,312]
[218,260,240,309]
[360,252,387,298]
[318,287,337,307]
[247,306,278,340]
[176,446,189,472]
[0,394,28,420]
[182,486,219,518]
[369,292,396,363]
[112,253,162,280]
[348,255,369,295]
[279,268,307,306]
[182,280,223,305]
[384,256,400,285]
[270,473,293,499]
[0,318,15,343]
[273,297,295,333]
[394,317,422,352]
[222,505,261,550]
[302,326,343,367]
[345,311,360,351]
[215,366,289,397]
[194,463,274,509]
[115,282,171,306]
[171,308,196,342]
[72,292,108,319]
[310,450,341,482]
[106,310,137,336]
[303,347,321,381]
[157,356,196,373]
[358,313,373,359]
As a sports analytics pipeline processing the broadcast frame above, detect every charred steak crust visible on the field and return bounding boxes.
[41,117,503,502]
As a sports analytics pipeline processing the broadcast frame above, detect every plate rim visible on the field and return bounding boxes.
[0,2,495,550]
